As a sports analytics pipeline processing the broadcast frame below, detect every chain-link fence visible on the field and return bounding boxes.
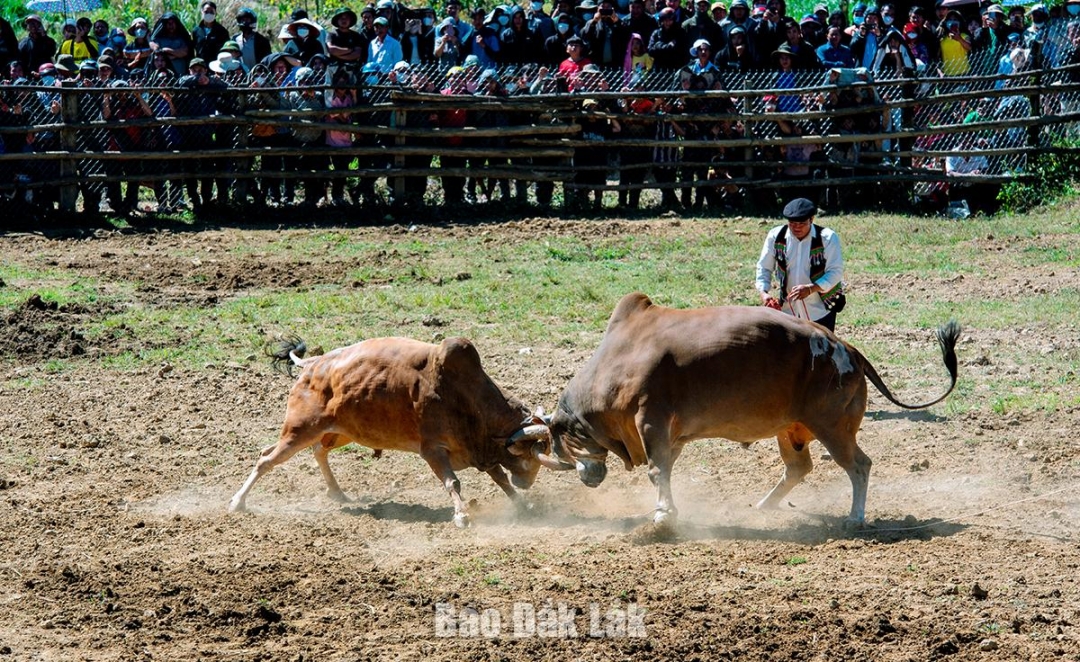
[2,32,1080,218]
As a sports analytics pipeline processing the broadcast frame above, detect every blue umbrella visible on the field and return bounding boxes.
[25,0,104,14]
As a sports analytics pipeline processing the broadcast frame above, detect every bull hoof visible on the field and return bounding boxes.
[453,512,472,529]
[327,490,352,504]
[227,499,247,514]
[842,517,869,533]
[653,509,677,527]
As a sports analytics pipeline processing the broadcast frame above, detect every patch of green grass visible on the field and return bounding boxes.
[785,556,809,567]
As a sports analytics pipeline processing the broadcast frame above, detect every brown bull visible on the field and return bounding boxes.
[228,336,552,527]
[544,293,960,528]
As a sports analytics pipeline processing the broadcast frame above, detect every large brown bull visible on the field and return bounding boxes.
[228,336,552,527]
[543,293,960,528]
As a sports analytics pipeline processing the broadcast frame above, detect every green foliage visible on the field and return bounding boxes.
[999,140,1080,213]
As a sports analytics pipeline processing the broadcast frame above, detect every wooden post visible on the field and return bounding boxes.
[391,106,405,202]
[58,80,79,212]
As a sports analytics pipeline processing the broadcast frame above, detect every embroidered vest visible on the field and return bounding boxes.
[773,224,844,310]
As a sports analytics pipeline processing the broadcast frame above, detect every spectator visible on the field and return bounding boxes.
[502,6,544,64]
[0,18,18,68]
[907,6,940,62]
[150,12,193,76]
[288,66,327,207]
[799,15,824,49]
[901,22,929,65]
[850,6,883,69]
[817,25,855,67]
[844,1,868,42]
[779,16,822,68]
[717,24,753,68]
[444,0,474,46]
[59,17,99,62]
[401,12,435,65]
[72,59,106,215]
[234,8,272,69]
[772,44,803,112]
[752,0,788,64]
[545,14,577,65]
[712,2,728,25]
[558,34,592,86]
[624,32,654,84]
[18,16,56,74]
[625,0,660,46]
[649,7,690,69]
[101,79,157,215]
[323,72,357,206]
[615,94,654,208]
[471,7,502,68]
[683,0,723,55]
[367,16,403,72]
[92,19,111,52]
[973,4,1008,57]
[528,0,556,41]
[573,69,620,208]
[175,57,229,210]
[938,9,971,76]
[124,18,153,72]
[435,19,464,68]
[874,28,915,75]
[284,18,327,65]
[193,1,230,61]
[582,0,629,67]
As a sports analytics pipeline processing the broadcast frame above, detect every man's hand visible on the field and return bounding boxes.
[789,284,817,300]
[761,292,781,309]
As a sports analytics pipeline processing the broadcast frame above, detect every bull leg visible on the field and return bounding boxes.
[228,419,331,513]
[757,423,815,511]
[816,432,872,529]
[485,466,533,516]
[641,421,681,527]
[312,433,354,503]
[420,449,471,528]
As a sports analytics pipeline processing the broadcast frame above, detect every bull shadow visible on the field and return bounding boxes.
[670,514,967,545]
[341,500,455,524]
[865,409,948,423]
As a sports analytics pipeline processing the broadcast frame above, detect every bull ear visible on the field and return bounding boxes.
[507,438,531,456]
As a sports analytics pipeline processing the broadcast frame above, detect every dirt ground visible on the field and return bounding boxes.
[1,222,1078,662]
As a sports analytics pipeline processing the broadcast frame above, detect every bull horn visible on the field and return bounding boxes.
[507,424,550,444]
[534,448,575,471]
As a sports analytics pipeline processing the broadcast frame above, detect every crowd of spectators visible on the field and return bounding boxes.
[0,0,1074,215]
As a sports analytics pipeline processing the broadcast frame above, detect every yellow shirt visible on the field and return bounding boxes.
[59,39,97,62]
[940,33,970,75]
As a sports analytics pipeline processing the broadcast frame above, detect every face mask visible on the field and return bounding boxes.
[532,1,544,10]
[557,21,570,33]
[255,75,267,85]
[41,75,55,85]
[505,82,518,93]
[853,15,864,24]
[1069,5,1080,15]
[203,12,215,22]
[423,17,434,26]
[946,20,958,29]
[135,28,147,38]
[297,27,310,38]
[906,31,917,39]
[498,15,510,26]
[882,14,893,25]
[365,74,380,85]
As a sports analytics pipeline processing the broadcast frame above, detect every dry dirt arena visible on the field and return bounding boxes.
[0,221,1078,661]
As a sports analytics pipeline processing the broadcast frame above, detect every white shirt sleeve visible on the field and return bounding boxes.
[814,227,844,293]
[755,225,782,294]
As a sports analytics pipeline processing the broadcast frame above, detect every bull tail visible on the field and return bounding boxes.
[861,321,961,410]
[268,336,308,377]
